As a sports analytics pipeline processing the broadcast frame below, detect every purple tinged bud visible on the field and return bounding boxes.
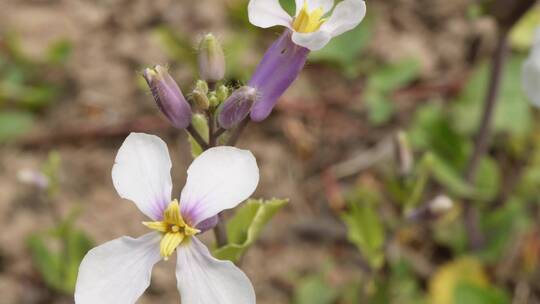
[196,215,219,233]
[249,30,310,122]
[143,65,192,129]
[198,33,226,83]
[218,86,258,129]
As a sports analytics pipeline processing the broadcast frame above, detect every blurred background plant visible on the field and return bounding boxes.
[1,0,540,303]
[0,34,71,143]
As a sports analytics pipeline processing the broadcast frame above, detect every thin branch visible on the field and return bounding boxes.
[213,214,228,247]
[226,119,249,146]
[463,29,509,250]
[214,127,227,139]
[207,111,217,147]
[186,124,209,150]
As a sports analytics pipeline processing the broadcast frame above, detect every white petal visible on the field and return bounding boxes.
[180,146,259,226]
[320,0,366,37]
[522,50,540,107]
[295,0,334,15]
[112,133,172,220]
[75,233,161,304]
[176,237,256,304]
[292,30,332,51]
[248,0,293,29]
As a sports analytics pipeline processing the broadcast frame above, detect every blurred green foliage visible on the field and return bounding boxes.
[25,152,93,295]
[0,34,71,143]
[341,187,384,269]
[364,59,421,125]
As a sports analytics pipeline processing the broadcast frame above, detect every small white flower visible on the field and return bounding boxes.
[75,133,258,304]
[523,27,540,107]
[248,0,366,51]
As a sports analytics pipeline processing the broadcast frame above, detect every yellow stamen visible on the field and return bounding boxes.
[144,200,200,260]
[292,2,326,33]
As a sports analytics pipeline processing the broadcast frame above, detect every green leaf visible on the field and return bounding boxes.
[429,154,499,202]
[309,14,372,76]
[46,39,72,65]
[368,59,421,93]
[341,188,384,268]
[279,0,296,16]
[0,110,34,142]
[293,275,338,304]
[408,103,470,169]
[27,235,64,292]
[510,7,540,51]
[451,55,532,138]
[364,90,394,125]
[213,198,288,261]
[64,229,94,292]
[454,282,509,304]
[27,209,94,294]
[478,198,529,262]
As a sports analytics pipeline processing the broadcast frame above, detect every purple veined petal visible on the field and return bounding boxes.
[249,30,310,121]
[180,146,259,226]
[75,232,162,304]
[112,133,173,221]
[176,237,256,304]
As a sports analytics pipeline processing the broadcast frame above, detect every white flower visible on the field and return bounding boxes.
[248,0,366,51]
[523,27,540,107]
[75,133,259,304]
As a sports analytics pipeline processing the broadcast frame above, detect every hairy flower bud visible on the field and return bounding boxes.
[143,65,192,129]
[192,89,210,110]
[216,85,229,102]
[218,86,258,129]
[249,30,309,121]
[198,33,226,83]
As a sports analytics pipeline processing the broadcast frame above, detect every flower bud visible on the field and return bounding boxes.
[143,65,192,129]
[198,33,226,83]
[218,86,258,129]
[216,85,229,102]
[192,89,210,110]
[429,195,453,215]
[195,80,209,95]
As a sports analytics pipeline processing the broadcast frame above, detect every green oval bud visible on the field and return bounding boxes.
[192,89,210,110]
[216,85,229,102]
[198,33,226,83]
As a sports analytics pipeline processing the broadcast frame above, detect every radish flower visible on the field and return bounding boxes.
[523,27,540,107]
[248,0,367,51]
[75,133,258,304]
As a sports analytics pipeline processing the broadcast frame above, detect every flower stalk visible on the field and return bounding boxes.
[463,28,509,251]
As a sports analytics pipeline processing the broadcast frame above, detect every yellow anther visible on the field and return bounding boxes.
[143,200,200,259]
[292,2,326,33]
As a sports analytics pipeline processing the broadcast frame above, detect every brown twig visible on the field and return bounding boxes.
[213,213,228,248]
[463,28,509,250]
[226,119,249,146]
[186,124,209,150]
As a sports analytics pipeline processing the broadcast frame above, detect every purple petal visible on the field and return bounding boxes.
[249,30,309,122]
